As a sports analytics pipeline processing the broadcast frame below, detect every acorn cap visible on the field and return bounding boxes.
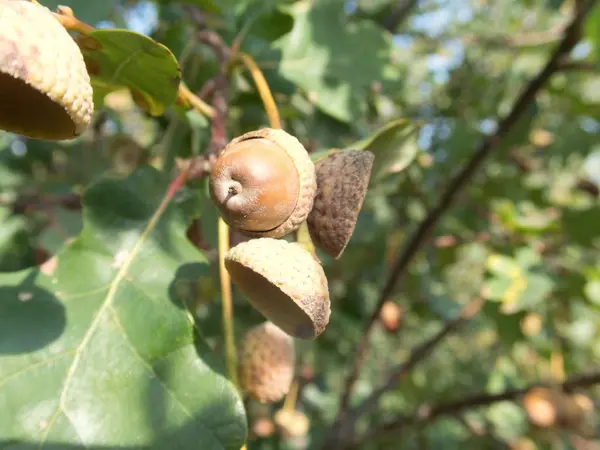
[226,237,330,339]
[217,128,317,238]
[0,0,93,140]
[239,321,295,403]
[307,149,374,259]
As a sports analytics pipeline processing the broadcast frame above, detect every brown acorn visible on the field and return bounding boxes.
[225,237,330,339]
[380,301,403,334]
[210,128,317,239]
[523,387,588,430]
[307,149,374,258]
[0,0,94,140]
[238,321,295,403]
[523,387,559,428]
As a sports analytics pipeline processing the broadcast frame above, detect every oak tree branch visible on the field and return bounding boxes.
[334,0,596,434]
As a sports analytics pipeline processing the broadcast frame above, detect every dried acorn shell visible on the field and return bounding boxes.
[225,237,330,339]
[0,0,94,140]
[239,321,295,404]
[307,149,375,258]
[210,128,317,239]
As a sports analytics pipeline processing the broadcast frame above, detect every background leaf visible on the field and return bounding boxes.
[274,0,398,122]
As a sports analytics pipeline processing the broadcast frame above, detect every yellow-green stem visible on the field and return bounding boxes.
[218,217,239,390]
[283,380,299,411]
[237,52,281,129]
[178,83,216,119]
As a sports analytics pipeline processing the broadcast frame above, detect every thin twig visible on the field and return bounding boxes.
[334,0,595,431]
[380,0,419,32]
[348,370,600,449]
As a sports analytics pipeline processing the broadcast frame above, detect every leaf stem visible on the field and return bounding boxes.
[52,7,95,35]
[283,380,300,411]
[236,52,282,129]
[177,83,216,119]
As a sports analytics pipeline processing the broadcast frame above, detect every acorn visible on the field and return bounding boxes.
[274,408,310,439]
[380,301,403,334]
[225,237,330,339]
[523,387,559,428]
[0,0,94,140]
[307,149,374,258]
[238,321,295,403]
[210,128,317,239]
[523,387,587,430]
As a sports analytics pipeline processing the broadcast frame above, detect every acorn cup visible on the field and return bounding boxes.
[210,128,317,239]
[307,149,375,259]
[0,0,94,140]
[225,237,330,339]
[238,321,296,404]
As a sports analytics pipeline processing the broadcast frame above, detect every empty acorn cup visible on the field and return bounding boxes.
[0,0,94,140]
[225,237,330,339]
[239,321,295,404]
[307,149,375,258]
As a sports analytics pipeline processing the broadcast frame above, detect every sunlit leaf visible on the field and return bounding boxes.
[80,30,181,116]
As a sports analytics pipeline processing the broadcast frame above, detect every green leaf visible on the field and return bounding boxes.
[585,2,600,62]
[0,168,246,449]
[157,0,221,13]
[81,30,181,116]
[352,119,421,181]
[274,1,397,123]
[485,254,520,277]
[240,3,295,42]
[584,280,600,305]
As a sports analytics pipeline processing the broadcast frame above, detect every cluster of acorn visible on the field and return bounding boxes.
[0,0,376,408]
[209,128,374,402]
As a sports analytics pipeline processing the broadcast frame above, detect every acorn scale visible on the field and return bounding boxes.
[225,237,330,339]
[0,0,94,140]
[239,321,296,404]
[307,149,374,258]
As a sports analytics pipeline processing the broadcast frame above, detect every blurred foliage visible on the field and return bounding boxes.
[1,0,600,449]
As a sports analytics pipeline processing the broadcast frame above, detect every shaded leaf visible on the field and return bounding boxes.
[352,119,421,181]
[0,168,246,449]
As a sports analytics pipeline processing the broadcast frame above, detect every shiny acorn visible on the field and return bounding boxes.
[210,128,317,238]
